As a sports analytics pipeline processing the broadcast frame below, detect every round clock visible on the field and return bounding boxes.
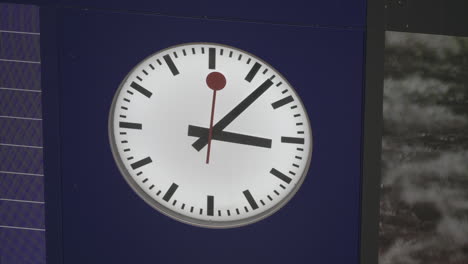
[109,43,312,228]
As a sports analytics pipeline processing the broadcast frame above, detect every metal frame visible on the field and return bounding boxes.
[359,0,385,263]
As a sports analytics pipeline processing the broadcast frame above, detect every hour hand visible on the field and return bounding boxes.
[188,125,272,150]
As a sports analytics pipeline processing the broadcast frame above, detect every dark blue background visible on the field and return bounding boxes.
[7,0,366,28]
[53,7,365,264]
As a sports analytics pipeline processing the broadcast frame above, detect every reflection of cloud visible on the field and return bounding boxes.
[437,217,468,245]
[386,31,461,57]
[383,77,467,133]
[379,239,431,264]
[381,32,468,263]
[384,151,468,186]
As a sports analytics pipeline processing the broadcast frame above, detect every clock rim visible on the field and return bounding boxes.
[108,42,313,229]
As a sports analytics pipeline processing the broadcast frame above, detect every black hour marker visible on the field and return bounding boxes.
[270,168,292,184]
[272,95,294,109]
[130,81,152,98]
[209,48,216,69]
[281,137,304,144]
[119,122,142,130]
[243,190,259,210]
[207,195,214,216]
[245,62,261,82]
[163,54,179,76]
[130,157,152,170]
[163,183,179,202]
[182,49,187,56]
[142,69,148,75]
[149,64,155,70]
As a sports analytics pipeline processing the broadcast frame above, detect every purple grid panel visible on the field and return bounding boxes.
[0,145,43,175]
[0,3,45,264]
[0,3,40,33]
[0,117,42,146]
[0,61,41,90]
[0,173,44,202]
[0,89,42,118]
[0,228,46,264]
[0,201,45,229]
[0,33,40,61]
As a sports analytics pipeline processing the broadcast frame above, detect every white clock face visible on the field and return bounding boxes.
[109,43,312,228]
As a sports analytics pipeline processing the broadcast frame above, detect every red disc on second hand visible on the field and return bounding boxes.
[206,72,226,91]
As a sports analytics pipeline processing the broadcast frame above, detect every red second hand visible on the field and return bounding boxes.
[205,72,226,164]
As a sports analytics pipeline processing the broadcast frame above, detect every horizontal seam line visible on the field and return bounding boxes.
[0,225,45,231]
[0,198,44,204]
[0,170,44,176]
[0,30,40,35]
[61,5,365,30]
[0,143,43,149]
[0,58,41,64]
[0,115,42,121]
[0,87,41,92]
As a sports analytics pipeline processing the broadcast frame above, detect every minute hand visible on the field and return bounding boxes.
[192,79,274,151]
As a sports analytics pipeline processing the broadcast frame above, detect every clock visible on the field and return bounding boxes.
[109,43,313,228]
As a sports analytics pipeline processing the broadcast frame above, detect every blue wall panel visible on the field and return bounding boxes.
[56,8,364,264]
